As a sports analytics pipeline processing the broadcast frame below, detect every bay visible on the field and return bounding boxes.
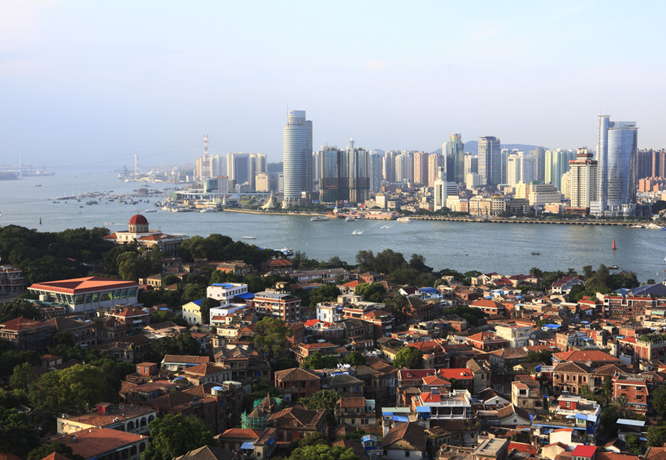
[1,172,665,283]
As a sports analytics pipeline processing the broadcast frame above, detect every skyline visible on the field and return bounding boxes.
[1,1,665,168]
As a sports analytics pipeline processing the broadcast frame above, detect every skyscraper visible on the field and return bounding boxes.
[413,151,429,185]
[569,148,598,209]
[433,167,447,212]
[226,152,250,187]
[283,110,313,205]
[478,136,501,186]
[593,116,638,216]
[446,134,464,184]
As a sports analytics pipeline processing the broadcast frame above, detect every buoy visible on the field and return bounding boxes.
[612,240,616,250]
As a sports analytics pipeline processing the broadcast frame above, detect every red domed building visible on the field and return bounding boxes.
[103,214,183,256]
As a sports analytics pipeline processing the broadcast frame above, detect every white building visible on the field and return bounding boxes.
[433,167,447,211]
[316,303,343,323]
[494,324,532,348]
[283,110,313,205]
[206,283,249,305]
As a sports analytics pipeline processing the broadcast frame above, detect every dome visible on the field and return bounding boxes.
[129,214,148,225]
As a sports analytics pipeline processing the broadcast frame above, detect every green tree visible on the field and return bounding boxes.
[384,294,409,324]
[141,415,215,460]
[289,432,330,450]
[0,406,41,458]
[393,346,423,369]
[10,361,36,391]
[29,364,118,419]
[0,299,41,323]
[162,274,181,287]
[145,334,202,362]
[449,378,467,390]
[199,298,220,325]
[298,389,339,426]
[602,375,613,402]
[442,305,487,327]
[599,405,619,438]
[355,283,386,303]
[648,425,666,448]
[522,350,552,364]
[302,352,338,370]
[340,351,366,366]
[287,444,359,460]
[27,443,85,460]
[253,317,293,360]
[626,433,643,455]
[653,385,666,416]
[181,284,207,305]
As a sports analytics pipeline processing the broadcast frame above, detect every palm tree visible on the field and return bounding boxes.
[613,395,631,418]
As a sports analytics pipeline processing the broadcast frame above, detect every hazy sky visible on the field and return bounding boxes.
[1,1,665,168]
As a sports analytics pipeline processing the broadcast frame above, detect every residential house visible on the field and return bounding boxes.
[161,355,211,372]
[57,427,147,460]
[57,403,156,435]
[273,368,321,404]
[472,438,509,460]
[0,317,54,350]
[323,373,365,397]
[46,316,97,348]
[382,422,428,460]
[335,397,376,428]
[466,332,509,352]
[266,406,327,445]
[248,290,302,322]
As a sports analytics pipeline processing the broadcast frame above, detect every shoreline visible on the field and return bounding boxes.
[222,208,635,227]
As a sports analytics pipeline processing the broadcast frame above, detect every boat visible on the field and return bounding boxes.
[532,252,540,255]
[200,208,219,213]
[610,265,619,269]
[275,247,293,256]
[345,216,356,222]
[144,209,157,213]
[35,184,42,187]
[647,223,664,230]
[397,217,412,223]
[352,229,364,235]
[242,236,256,239]
[311,216,329,221]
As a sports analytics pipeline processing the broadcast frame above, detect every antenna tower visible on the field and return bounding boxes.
[134,154,139,178]
[203,135,209,158]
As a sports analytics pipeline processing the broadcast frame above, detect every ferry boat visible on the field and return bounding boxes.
[242,236,256,239]
[345,216,356,222]
[311,215,329,221]
[396,217,412,223]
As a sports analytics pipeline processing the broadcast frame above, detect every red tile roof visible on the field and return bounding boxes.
[30,277,138,294]
[0,316,50,331]
[571,445,597,458]
[59,427,145,459]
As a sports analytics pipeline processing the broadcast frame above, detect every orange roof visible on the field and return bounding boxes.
[30,276,138,294]
[59,427,144,458]
[0,317,50,331]
[438,368,473,380]
[554,350,620,363]
[509,443,538,454]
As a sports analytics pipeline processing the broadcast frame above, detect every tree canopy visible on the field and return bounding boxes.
[253,317,293,361]
[141,415,215,460]
[393,346,423,369]
[27,443,85,460]
[298,389,339,425]
[302,351,338,370]
[0,405,41,458]
[29,364,119,419]
[287,444,359,460]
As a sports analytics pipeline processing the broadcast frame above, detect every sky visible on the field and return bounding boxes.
[1,0,665,169]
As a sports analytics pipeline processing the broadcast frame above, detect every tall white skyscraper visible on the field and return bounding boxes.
[283,110,313,205]
[433,167,447,211]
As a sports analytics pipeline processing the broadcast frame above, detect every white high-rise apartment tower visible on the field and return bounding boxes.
[283,110,313,205]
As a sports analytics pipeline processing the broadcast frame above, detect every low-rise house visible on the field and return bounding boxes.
[174,446,235,460]
[216,262,252,277]
[182,299,205,325]
[472,438,509,460]
[266,406,327,446]
[476,404,531,428]
[248,290,302,322]
[466,332,509,352]
[46,317,97,348]
[411,389,474,421]
[323,373,365,397]
[511,380,544,411]
[382,422,428,460]
[274,368,321,404]
[161,354,210,372]
[494,324,532,348]
[488,347,528,369]
[106,307,150,334]
[57,403,156,435]
[479,388,511,408]
[0,317,55,350]
[57,427,148,460]
[336,396,376,428]
[180,363,232,386]
[467,359,492,395]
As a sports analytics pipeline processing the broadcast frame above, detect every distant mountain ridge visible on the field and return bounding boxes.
[431,141,547,155]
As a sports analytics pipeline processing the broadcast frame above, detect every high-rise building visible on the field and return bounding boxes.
[568,148,598,209]
[283,110,313,205]
[383,150,398,183]
[317,143,370,204]
[433,167,447,211]
[226,152,251,188]
[545,149,576,191]
[593,116,638,216]
[531,147,546,182]
[368,152,383,193]
[478,136,501,186]
[446,134,464,184]
[464,154,478,176]
[395,152,414,183]
[427,153,444,186]
[413,151,430,185]
[348,146,369,203]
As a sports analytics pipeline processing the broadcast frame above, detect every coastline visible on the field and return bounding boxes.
[221,208,633,226]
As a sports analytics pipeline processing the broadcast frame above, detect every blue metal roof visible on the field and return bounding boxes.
[393,415,409,423]
[236,292,255,299]
[415,406,431,413]
[241,442,255,450]
[544,324,561,329]
[192,299,204,306]
[212,283,234,288]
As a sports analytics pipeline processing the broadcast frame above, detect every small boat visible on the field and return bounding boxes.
[532,252,540,255]
[352,230,364,235]
[52,201,60,204]
[242,236,256,239]
[35,184,42,187]
[311,216,329,221]
[345,216,356,222]
[144,209,157,213]
[610,265,619,269]
[397,217,412,223]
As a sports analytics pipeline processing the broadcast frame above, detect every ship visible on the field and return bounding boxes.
[0,172,19,180]
[396,217,412,223]
[311,215,329,221]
